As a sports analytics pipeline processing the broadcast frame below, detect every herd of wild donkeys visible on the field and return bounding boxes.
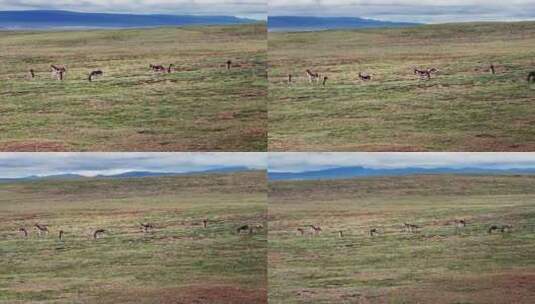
[297,220,515,238]
[26,60,235,82]
[16,220,263,241]
[25,62,535,86]
[296,63,535,86]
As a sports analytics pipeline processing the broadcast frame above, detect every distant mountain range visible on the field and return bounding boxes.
[269,16,420,32]
[0,10,256,30]
[269,167,535,181]
[0,166,253,183]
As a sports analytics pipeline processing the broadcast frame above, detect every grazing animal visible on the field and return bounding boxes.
[297,228,305,236]
[19,227,28,238]
[236,224,251,234]
[51,65,66,81]
[527,71,535,83]
[490,64,496,75]
[93,229,106,239]
[202,219,208,229]
[88,70,103,82]
[35,223,49,237]
[59,230,64,241]
[139,223,154,233]
[28,69,35,79]
[309,225,322,235]
[226,60,232,70]
[150,64,166,72]
[306,69,320,84]
[369,228,378,237]
[404,223,420,233]
[167,64,174,73]
[358,72,371,81]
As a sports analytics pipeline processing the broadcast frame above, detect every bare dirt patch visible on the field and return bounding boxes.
[100,284,267,304]
[0,140,68,152]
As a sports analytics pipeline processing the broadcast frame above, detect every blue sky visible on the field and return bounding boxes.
[0,153,266,178]
[269,153,535,173]
[269,1,535,23]
[0,0,267,19]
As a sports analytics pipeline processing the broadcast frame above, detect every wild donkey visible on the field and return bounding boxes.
[309,225,322,235]
[306,69,320,84]
[51,65,67,81]
[403,223,420,233]
[139,223,154,233]
[19,227,28,238]
[88,70,103,82]
[35,223,49,237]
[93,229,106,239]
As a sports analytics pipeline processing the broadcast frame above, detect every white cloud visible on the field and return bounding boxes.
[0,0,267,19]
[269,153,535,172]
[268,0,535,23]
[0,153,266,178]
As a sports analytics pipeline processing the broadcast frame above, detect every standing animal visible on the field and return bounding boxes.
[59,230,64,241]
[322,76,328,86]
[337,230,344,238]
[309,225,322,235]
[202,219,208,228]
[28,69,35,79]
[414,68,431,80]
[454,219,467,228]
[93,229,106,239]
[306,69,320,84]
[88,70,103,82]
[403,223,420,233]
[490,63,496,75]
[297,228,305,236]
[19,227,28,238]
[139,223,154,233]
[226,60,232,70]
[51,65,66,80]
[369,228,378,237]
[288,74,292,84]
[34,223,49,237]
[167,64,174,73]
[527,71,535,83]
[358,72,372,81]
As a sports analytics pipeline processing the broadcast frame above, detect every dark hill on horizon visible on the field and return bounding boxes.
[269,166,535,181]
[268,16,420,32]
[0,10,257,29]
[0,166,257,183]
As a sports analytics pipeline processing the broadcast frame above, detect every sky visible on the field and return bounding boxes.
[0,0,267,19]
[0,153,266,178]
[269,0,535,23]
[269,153,535,173]
[1,1,534,23]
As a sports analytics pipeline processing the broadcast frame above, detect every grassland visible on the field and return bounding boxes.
[269,22,535,151]
[0,24,266,151]
[268,175,535,303]
[0,171,267,303]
